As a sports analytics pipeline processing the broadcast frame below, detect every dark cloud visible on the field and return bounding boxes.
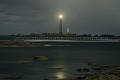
[0,0,120,35]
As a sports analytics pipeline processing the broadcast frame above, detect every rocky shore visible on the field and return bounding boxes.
[0,59,119,80]
[61,61,120,80]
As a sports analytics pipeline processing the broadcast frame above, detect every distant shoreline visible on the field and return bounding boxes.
[0,40,44,47]
[24,40,120,42]
[0,40,120,47]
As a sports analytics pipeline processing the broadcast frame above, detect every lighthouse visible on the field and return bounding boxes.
[59,15,63,35]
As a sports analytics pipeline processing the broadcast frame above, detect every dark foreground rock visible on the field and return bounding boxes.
[84,67,120,80]
[84,74,120,80]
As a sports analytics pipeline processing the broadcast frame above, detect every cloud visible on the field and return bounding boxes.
[0,0,120,35]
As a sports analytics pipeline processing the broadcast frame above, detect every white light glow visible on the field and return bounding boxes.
[59,15,63,18]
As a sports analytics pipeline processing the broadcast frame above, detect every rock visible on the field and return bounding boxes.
[84,74,120,80]
[77,68,90,72]
[107,67,120,77]
[88,61,99,66]
[33,56,50,61]
[98,74,120,80]
[83,67,120,80]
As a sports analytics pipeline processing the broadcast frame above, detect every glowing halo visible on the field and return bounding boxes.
[59,15,63,18]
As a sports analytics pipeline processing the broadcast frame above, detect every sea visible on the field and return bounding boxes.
[0,42,120,80]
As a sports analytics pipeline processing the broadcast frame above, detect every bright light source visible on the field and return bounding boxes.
[59,15,63,18]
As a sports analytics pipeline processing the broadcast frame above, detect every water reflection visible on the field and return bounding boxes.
[55,72,65,79]
[52,52,67,79]
[53,63,66,80]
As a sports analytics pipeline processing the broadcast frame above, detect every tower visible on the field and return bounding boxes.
[59,15,63,35]
[67,27,70,34]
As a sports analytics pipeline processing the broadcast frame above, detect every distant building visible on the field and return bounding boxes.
[67,27,70,34]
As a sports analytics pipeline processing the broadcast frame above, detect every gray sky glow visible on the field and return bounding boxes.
[0,0,120,35]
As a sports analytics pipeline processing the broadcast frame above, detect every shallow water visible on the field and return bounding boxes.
[0,42,120,80]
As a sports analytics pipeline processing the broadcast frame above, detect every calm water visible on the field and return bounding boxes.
[0,42,120,80]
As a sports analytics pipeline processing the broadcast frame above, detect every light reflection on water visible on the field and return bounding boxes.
[55,72,65,79]
[53,59,67,79]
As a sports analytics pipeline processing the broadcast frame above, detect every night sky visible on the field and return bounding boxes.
[0,0,120,35]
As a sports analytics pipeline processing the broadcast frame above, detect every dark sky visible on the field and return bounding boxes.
[0,0,120,35]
